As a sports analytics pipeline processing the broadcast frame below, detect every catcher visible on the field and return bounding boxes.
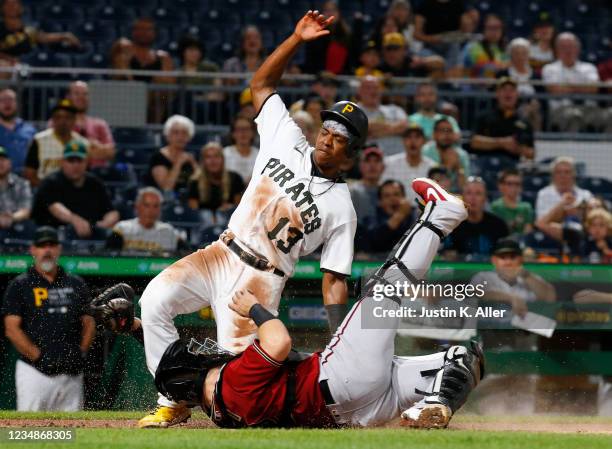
[92,178,484,429]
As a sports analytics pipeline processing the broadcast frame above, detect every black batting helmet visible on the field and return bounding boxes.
[320,101,369,156]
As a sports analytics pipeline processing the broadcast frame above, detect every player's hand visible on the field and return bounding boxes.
[293,10,335,42]
[229,289,259,318]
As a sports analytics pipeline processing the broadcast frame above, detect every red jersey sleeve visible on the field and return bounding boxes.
[220,340,287,426]
[224,340,283,393]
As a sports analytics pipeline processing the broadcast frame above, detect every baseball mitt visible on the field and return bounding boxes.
[90,283,135,334]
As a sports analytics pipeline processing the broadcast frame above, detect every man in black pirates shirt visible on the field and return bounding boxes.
[1,226,95,411]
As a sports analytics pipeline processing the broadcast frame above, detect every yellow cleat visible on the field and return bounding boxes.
[138,405,191,428]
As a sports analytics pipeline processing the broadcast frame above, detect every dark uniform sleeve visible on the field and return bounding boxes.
[73,276,92,317]
[24,139,40,170]
[1,277,25,317]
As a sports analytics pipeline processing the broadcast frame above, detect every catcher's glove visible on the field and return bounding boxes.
[90,283,135,334]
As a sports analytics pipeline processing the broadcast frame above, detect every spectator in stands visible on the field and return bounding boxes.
[446,177,509,257]
[471,238,556,318]
[303,1,353,74]
[223,116,259,184]
[291,110,317,146]
[145,115,198,196]
[370,13,401,51]
[408,82,461,141]
[58,81,115,168]
[498,38,538,96]
[380,32,444,79]
[0,87,35,173]
[357,76,409,156]
[312,72,339,109]
[302,95,326,128]
[355,40,383,79]
[122,17,174,84]
[542,32,607,132]
[491,169,534,236]
[462,14,508,79]
[188,142,244,213]
[24,99,87,187]
[107,187,186,254]
[31,141,119,239]
[178,35,219,85]
[427,166,452,191]
[385,0,423,55]
[223,25,265,82]
[177,34,224,104]
[356,179,414,253]
[0,145,31,232]
[349,144,385,225]
[535,156,593,219]
[1,226,95,411]
[118,17,175,123]
[291,72,340,114]
[0,0,80,68]
[413,0,478,75]
[381,123,435,203]
[471,77,535,162]
[497,38,542,131]
[109,38,134,81]
[422,117,470,192]
[536,199,611,263]
[529,14,555,75]
[580,208,612,263]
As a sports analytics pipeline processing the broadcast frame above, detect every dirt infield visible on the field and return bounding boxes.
[0,416,611,434]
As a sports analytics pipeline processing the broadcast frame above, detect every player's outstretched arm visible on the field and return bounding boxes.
[229,289,292,362]
[250,10,334,113]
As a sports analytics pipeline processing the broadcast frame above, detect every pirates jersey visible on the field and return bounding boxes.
[228,93,356,277]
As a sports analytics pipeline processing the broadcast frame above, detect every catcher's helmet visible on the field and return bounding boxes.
[155,338,236,407]
[320,101,369,155]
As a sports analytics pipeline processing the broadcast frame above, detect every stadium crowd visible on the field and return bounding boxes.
[0,0,610,264]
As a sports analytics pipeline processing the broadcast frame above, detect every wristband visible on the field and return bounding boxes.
[248,303,276,327]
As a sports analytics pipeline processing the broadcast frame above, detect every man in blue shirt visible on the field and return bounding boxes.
[0,88,36,174]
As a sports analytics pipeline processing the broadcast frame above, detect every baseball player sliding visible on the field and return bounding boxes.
[93,178,484,429]
[96,11,369,428]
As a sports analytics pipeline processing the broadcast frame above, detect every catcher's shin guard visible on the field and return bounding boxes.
[401,341,485,428]
[426,341,485,414]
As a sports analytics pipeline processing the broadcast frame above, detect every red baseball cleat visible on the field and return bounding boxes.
[411,178,463,206]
